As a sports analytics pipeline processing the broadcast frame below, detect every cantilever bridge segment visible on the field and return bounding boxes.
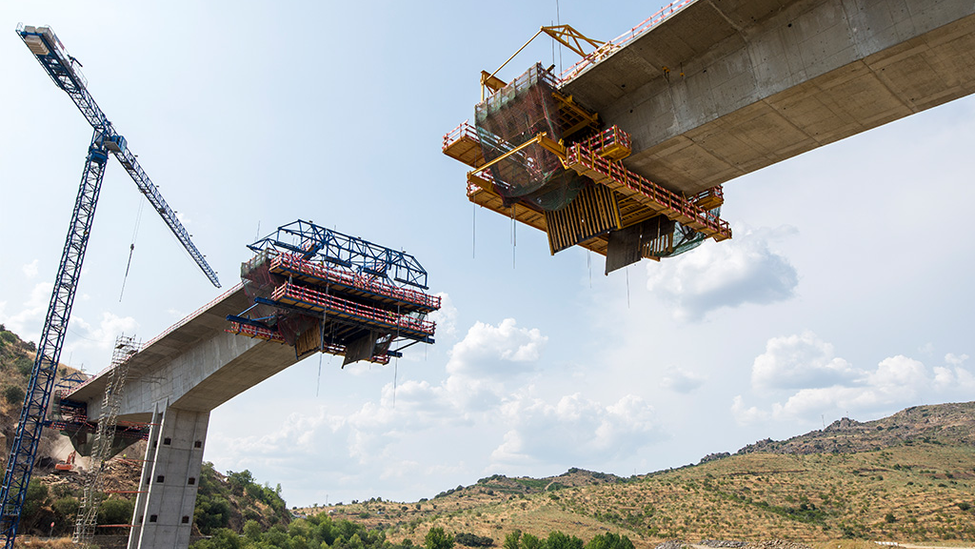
[53,221,440,549]
[444,0,975,273]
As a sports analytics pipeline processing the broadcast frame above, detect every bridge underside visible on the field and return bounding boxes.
[563,0,975,195]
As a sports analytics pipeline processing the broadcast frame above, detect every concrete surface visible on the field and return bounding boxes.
[63,285,297,549]
[563,0,975,195]
[69,285,298,422]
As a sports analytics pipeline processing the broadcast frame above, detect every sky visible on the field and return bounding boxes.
[1,1,973,508]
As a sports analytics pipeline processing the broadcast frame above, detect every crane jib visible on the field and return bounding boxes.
[1,23,222,549]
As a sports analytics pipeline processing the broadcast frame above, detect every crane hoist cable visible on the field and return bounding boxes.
[119,199,145,302]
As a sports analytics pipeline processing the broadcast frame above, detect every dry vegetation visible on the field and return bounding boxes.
[299,407,975,549]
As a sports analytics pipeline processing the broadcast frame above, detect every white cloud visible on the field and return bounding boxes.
[443,318,547,410]
[0,282,53,342]
[448,318,547,373]
[661,367,706,393]
[731,395,769,425]
[737,334,975,425]
[207,315,666,502]
[489,393,662,470]
[945,353,969,366]
[63,312,140,363]
[751,331,860,390]
[646,226,798,321]
[22,260,39,278]
[428,292,458,338]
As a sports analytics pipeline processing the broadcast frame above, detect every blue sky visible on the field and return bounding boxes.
[1,1,973,507]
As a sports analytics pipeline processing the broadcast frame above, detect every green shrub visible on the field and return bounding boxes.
[425,527,455,549]
[4,385,24,407]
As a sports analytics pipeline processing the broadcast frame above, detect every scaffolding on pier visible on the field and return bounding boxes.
[73,335,140,549]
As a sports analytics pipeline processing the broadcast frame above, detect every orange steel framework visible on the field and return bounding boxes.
[443,120,730,260]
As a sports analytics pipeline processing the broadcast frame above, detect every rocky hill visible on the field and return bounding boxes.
[0,326,76,471]
[310,402,975,548]
[735,402,975,456]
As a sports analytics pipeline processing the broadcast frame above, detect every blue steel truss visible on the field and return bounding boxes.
[0,25,221,547]
[249,219,430,289]
[15,24,220,287]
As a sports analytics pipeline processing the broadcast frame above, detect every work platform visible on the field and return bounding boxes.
[443,63,729,273]
[228,220,440,366]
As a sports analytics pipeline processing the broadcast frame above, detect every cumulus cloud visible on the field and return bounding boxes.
[448,318,546,373]
[734,333,975,425]
[63,312,140,366]
[489,393,662,469]
[751,331,860,390]
[731,395,769,425]
[945,353,969,366]
[646,226,798,321]
[428,292,458,338]
[443,318,547,409]
[0,282,53,342]
[208,316,663,503]
[661,367,706,393]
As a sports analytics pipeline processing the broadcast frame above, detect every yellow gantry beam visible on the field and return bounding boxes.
[480,24,605,100]
[540,25,605,58]
[468,133,566,177]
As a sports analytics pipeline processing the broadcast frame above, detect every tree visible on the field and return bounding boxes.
[425,527,455,549]
[227,469,255,496]
[503,530,522,549]
[545,532,583,549]
[20,480,49,530]
[243,519,262,541]
[585,533,634,549]
[521,534,542,549]
[52,496,80,527]
[98,498,134,533]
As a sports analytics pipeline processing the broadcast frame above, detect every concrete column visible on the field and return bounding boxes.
[126,404,162,549]
[128,402,209,549]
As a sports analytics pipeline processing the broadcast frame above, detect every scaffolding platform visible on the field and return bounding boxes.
[443,63,732,272]
[228,221,439,366]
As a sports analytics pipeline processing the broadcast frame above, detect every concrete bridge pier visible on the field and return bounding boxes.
[127,401,209,549]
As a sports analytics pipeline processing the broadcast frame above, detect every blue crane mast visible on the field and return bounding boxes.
[1,24,222,547]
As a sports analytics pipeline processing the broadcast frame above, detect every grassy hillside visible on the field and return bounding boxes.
[307,405,975,548]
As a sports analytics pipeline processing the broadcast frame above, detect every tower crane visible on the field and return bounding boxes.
[1,25,222,547]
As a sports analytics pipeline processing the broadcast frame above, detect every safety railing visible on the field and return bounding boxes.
[271,283,436,337]
[443,120,478,151]
[690,186,724,208]
[565,143,730,238]
[560,0,698,82]
[477,63,561,112]
[227,323,391,364]
[270,254,441,311]
[580,125,633,160]
[227,322,287,343]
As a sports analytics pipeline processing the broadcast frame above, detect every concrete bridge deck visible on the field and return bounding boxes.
[68,285,296,421]
[562,0,975,195]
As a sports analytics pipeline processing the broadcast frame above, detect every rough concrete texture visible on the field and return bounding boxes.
[562,0,975,195]
[71,285,298,421]
[127,404,209,549]
[64,286,298,549]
